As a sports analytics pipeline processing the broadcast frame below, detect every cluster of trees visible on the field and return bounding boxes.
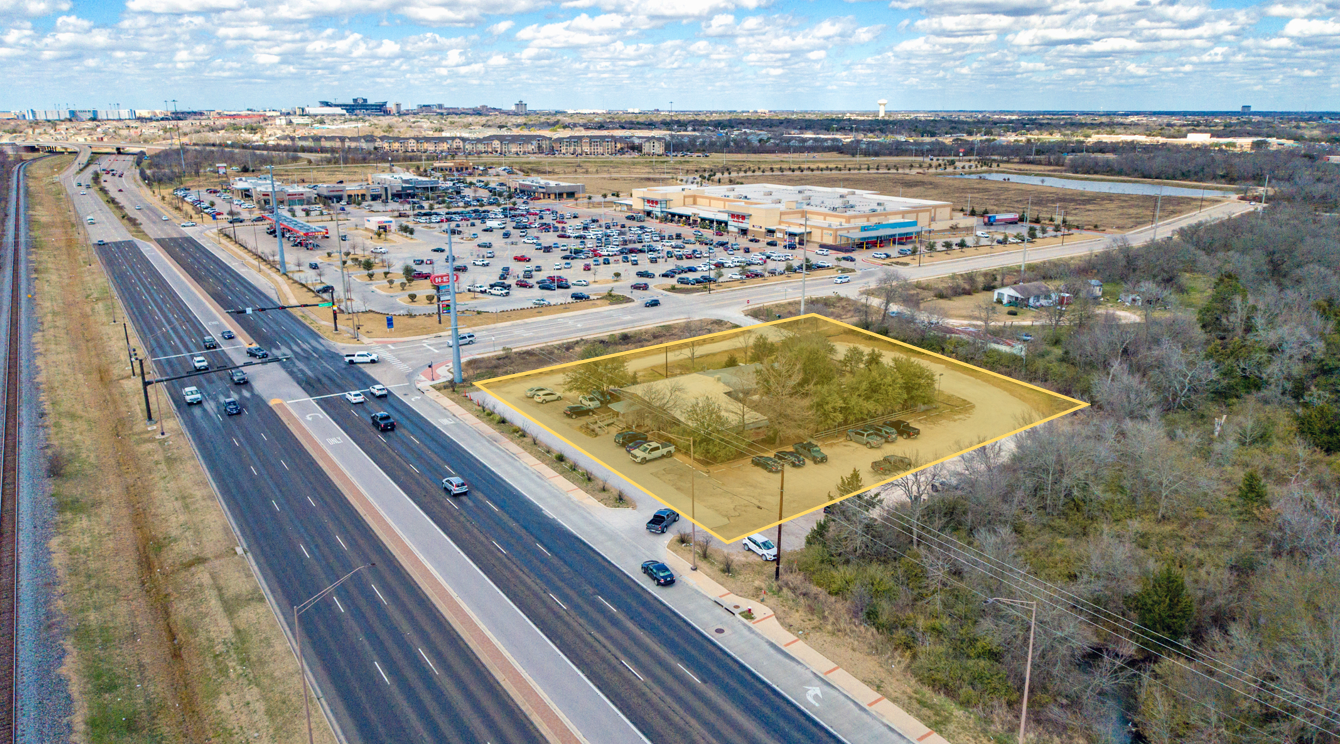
[1067,147,1339,210]
[786,194,1338,741]
[137,146,304,186]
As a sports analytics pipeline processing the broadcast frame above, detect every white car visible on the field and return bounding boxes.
[180,221,196,228]
[368,384,389,397]
[181,386,203,404]
[191,356,209,371]
[727,273,743,280]
[833,275,851,284]
[572,279,589,286]
[472,259,490,266]
[871,252,890,259]
[742,533,778,561]
[343,391,366,404]
[976,231,991,239]
[532,298,551,306]
[442,476,469,496]
[134,205,142,210]
[370,247,388,254]
[814,248,830,256]
[161,216,170,221]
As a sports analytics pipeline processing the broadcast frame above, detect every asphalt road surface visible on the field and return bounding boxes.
[77,157,548,743]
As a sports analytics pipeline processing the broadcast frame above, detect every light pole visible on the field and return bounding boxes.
[447,228,463,385]
[269,165,287,273]
[985,597,1036,744]
[295,563,373,744]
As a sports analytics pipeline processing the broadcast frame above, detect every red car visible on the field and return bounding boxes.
[513,255,532,262]
[631,282,649,290]
[514,279,534,288]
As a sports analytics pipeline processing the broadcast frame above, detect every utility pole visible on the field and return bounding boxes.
[1150,186,1163,244]
[447,228,463,385]
[799,212,808,314]
[775,466,785,581]
[269,165,287,273]
[985,598,1036,744]
[295,564,372,744]
[690,438,697,571]
[167,99,186,179]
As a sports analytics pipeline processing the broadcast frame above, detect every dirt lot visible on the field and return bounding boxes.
[478,317,1083,542]
[32,156,328,743]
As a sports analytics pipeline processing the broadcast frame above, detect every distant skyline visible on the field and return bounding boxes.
[1,0,1338,112]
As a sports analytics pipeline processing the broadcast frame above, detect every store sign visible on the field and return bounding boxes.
[430,273,453,285]
[859,220,918,233]
[728,212,749,225]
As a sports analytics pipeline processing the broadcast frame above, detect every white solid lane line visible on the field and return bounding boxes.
[370,584,388,605]
[597,596,617,613]
[535,542,551,558]
[677,663,703,684]
[418,648,440,675]
[620,660,644,682]
[548,593,567,610]
[491,540,507,554]
[333,596,345,613]
[486,500,499,512]
[300,544,310,559]
[272,500,279,511]
[373,661,391,685]
[335,535,348,551]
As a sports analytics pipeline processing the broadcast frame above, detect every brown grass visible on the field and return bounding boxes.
[32,155,330,744]
[743,296,875,324]
[668,540,998,744]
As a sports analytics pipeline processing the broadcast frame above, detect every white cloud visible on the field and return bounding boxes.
[486,19,514,35]
[0,0,70,17]
[1281,16,1341,36]
[125,0,243,12]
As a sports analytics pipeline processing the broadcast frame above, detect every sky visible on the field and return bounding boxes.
[0,0,1338,112]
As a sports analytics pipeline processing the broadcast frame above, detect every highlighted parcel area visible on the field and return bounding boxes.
[477,315,1086,542]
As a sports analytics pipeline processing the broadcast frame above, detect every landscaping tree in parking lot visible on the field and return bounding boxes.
[401,264,415,283]
[562,344,634,395]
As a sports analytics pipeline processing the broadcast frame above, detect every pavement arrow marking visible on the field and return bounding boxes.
[805,686,822,706]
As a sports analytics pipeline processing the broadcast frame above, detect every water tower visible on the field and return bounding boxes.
[877,99,887,118]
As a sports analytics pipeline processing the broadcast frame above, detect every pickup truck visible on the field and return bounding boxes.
[847,428,885,449]
[182,386,203,404]
[871,454,913,476]
[890,419,920,439]
[645,508,680,534]
[630,441,675,464]
[792,441,828,463]
[344,351,379,364]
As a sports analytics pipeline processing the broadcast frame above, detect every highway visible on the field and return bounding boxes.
[72,160,550,743]
[104,169,888,739]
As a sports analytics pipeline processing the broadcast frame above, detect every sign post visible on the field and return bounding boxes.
[431,272,452,328]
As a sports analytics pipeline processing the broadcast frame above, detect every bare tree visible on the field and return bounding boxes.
[973,297,998,346]
[885,460,945,549]
[1144,338,1219,411]
[1091,361,1158,419]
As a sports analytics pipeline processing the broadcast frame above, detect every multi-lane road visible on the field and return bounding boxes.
[75,157,909,742]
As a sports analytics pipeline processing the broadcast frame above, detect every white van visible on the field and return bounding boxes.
[485,220,506,229]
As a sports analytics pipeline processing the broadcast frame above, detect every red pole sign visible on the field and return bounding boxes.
[430,273,453,285]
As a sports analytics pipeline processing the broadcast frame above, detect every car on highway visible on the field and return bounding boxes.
[203,335,218,349]
[640,560,675,586]
[533,390,562,403]
[644,298,661,308]
[180,221,196,228]
[751,455,783,473]
[369,384,389,398]
[442,476,469,496]
[220,329,235,340]
[343,351,377,364]
[742,533,778,561]
[161,216,170,221]
[645,508,680,534]
[833,276,851,284]
[191,356,209,371]
[246,345,270,359]
[229,369,248,384]
[344,391,366,404]
[371,412,396,431]
[222,397,242,416]
[182,386,203,404]
[792,441,828,463]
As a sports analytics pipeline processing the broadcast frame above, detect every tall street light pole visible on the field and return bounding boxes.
[447,227,463,386]
[295,563,373,744]
[985,597,1036,743]
[269,165,288,273]
[774,465,785,581]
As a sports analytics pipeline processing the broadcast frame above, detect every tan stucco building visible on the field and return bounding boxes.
[627,183,952,248]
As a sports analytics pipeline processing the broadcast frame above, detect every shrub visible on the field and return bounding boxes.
[721,552,736,576]
[407,293,418,302]
[1006,309,1018,316]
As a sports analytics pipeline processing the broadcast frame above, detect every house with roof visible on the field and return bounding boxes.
[993,281,1056,308]
[610,364,768,432]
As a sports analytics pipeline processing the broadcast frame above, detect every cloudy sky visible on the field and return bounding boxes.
[1,0,1337,112]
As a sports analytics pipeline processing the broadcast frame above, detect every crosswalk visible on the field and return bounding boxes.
[379,348,413,373]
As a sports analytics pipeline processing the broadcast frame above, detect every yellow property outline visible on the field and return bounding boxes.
[476,313,1089,542]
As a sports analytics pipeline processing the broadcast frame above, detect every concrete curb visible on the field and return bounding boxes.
[661,548,950,744]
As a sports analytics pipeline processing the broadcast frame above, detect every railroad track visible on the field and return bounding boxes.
[0,155,36,744]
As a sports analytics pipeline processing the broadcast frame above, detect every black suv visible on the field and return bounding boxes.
[229,369,248,384]
[645,509,680,534]
[202,336,218,349]
[371,412,396,431]
[614,430,644,446]
[246,346,269,359]
[222,397,241,416]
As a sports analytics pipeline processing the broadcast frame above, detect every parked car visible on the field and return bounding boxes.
[645,509,680,534]
[847,427,884,448]
[870,423,901,442]
[774,450,806,468]
[563,404,596,418]
[630,441,675,463]
[442,476,469,496]
[222,397,241,415]
[533,391,562,403]
[229,369,248,384]
[751,455,783,473]
[526,386,556,398]
[871,454,913,476]
[614,430,645,446]
[792,441,828,463]
[890,419,920,439]
[371,412,396,431]
[742,533,777,561]
[640,560,675,586]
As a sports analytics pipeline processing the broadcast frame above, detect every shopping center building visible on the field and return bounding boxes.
[627,183,952,249]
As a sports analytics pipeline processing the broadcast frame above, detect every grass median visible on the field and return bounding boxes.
[31,155,332,744]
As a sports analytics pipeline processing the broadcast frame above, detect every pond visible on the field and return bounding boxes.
[948,173,1228,199]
